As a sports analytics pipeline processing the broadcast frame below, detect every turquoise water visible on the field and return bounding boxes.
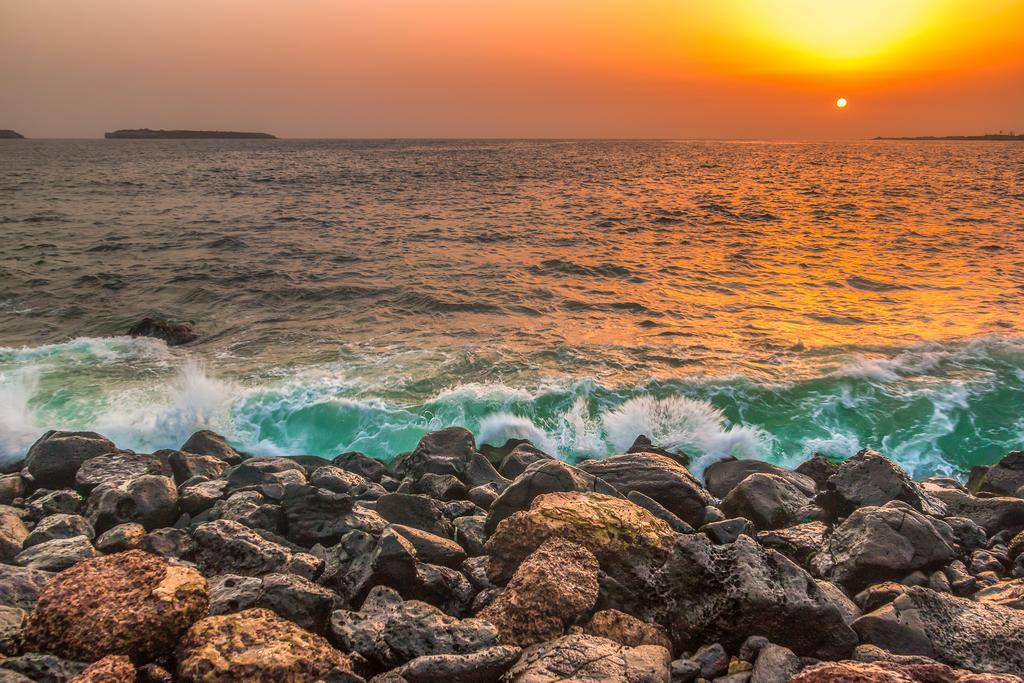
[1,140,1022,477]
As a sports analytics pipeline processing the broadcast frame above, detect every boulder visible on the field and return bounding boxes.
[794,455,839,489]
[210,490,282,533]
[310,465,385,499]
[852,586,1024,674]
[209,572,338,633]
[578,452,711,528]
[391,524,467,568]
[479,538,599,646]
[0,564,53,611]
[192,519,320,579]
[971,451,1024,497]
[176,608,351,681]
[26,489,84,521]
[225,458,307,497]
[72,654,136,682]
[179,480,227,515]
[501,634,670,683]
[23,550,208,663]
[788,661,918,682]
[485,492,676,591]
[812,501,957,591]
[485,460,620,534]
[976,579,1024,609]
[15,535,99,572]
[330,590,499,669]
[416,473,468,501]
[333,451,386,483]
[140,528,195,560]
[704,457,816,498]
[0,653,87,681]
[167,450,228,484]
[701,517,754,545]
[755,521,828,567]
[180,431,243,464]
[24,432,117,490]
[0,604,25,656]
[923,482,1024,536]
[392,427,476,480]
[583,610,672,650]
[85,475,178,533]
[626,435,690,468]
[499,443,555,479]
[651,533,857,659]
[388,645,522,683]
[453,515,487,556]
[23,514,94,549]
[376,493,454,538]
[0,474,25,505]
[625,491,693,534]
[94,522,146,553]
[282,486,386,546]
[0,507,29,562]
[74,452,171,493]
[751,643,802,683]
[720,473,815,530]
[817,449,945,519]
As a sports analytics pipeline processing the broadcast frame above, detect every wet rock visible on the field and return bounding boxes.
[71,654,136,682]
[26,490,84,521]
[0,605,26,656]
[704,458,816,499]
[176,608,351,681]
[812,501,957,591]
[23,550,208,663]
[94,522,146,553]
[479,537,599,646]
[85,475,178,533]
[626,491,694,534]
[578,452,712,528]
[15,535,99,572]
[817,449,946,520]
[795,455,839,489]
[74,452,171,494]
[485,459,620,535]
[971,451,1024,497]
[330,591,499,669]
[852,585,1024,674]
[283,487,386,546]
[393,428,481,484]
[209,572,338,633]
[652,533,856,659]
[0,507,29,562]
[502,633,670,683]
[311,466,385,499]
[126,317,197,346]
[387,645,521,683]
[391,524,467,568]
[333,452,386,483]
[167,450,228,484]
[0,653,87,682]
[0,565,52,611]
[498,443,555,480]
[179,479,226,515]
[485,492,676,592]
[376,493,454,539]
[24,431,117,491]
[755,521,828,567]
[720,473,815,530]
[23,514,94,549]
[180,431,243,465]
[584,609,672,650]
[192,519,320,578]
[751,644,801,683]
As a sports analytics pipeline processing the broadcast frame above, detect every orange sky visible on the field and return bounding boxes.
[2,0,1022,138]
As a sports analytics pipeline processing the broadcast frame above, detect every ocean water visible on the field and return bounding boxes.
[1,139,1022,478]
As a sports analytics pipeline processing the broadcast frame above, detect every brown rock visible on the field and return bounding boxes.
[478,537,599,646]
[23,550,208,662]
[789,661,918,682]
[0,507,29,562]
[584,609,672,650]
[71,655,136,682]
[176,608,351,682]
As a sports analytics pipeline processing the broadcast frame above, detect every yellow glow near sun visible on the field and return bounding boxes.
[836,98,848,108]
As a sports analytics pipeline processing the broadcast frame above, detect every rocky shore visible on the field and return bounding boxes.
[1,427,1023,682]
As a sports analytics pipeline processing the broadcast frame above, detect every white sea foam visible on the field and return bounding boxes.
[0,369,42,463]
[477,412,557,455]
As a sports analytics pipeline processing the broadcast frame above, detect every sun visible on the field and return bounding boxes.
[836,97,848,108]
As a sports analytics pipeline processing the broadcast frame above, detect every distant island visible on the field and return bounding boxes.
[875,133,1023,141]
[105,128,276,139]
[0,130,25,139]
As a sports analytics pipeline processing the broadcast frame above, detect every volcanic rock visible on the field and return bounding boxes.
[501,633,670,683]
[24,431,117,490]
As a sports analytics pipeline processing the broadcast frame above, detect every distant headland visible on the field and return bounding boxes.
[105,128,276,139]
[0,130,25,139]
[875,132,1023,141]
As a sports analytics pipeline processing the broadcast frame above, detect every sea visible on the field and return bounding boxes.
[1,139,1022,478]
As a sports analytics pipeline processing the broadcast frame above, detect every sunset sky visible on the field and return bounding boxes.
[2,0,1022,139]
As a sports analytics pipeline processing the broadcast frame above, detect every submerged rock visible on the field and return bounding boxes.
[23,550,208,663]
[126,317,197,346]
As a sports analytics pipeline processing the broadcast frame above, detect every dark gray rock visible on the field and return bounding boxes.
[626,490,694,534]
[971,451,1024,497]
[755,521,828,568]
[387,645,521,683]
[467,483,500,510]
[485,459,619,534]
[923,480,1024,536]
[225,457,307,498]
[332,452,386,483]
[210,572,338,633]
[25,490,83,522]
[310,466,385,500]
[126,317,197,346]
[651,533,857,659]
[498,444,555,480]
[578,452,712,528]
[851,585,1024,674]
[22,514,94,549]
[701,517,754,545]
[0,565,53,611]
[794,455,839,489]
[211,490,282,532]
[73,451,171,493]
[85,474,179,532]
[192,518,321,578]
[180,430,243,464]
[817,449,945,520]
[179,479,227,515]
[0,653,86,682]
[704,457,816,499]
[14,535,98,572]
[452,515,487,556]
[140,527,195,559]
[23,431,116,490]
[812,501,958,591]
[720,473,815,530]
[283,487,386,546]
[376,494,454,539]
[416,474,467,501]
[391,524,467,568]
[167,450,228,484]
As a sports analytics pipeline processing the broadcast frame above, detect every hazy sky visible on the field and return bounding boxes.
[2,0,1022,138]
